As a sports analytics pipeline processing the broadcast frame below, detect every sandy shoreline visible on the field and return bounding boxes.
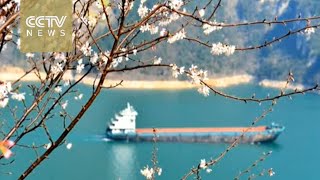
[258,79,305,91]
[0,66,254,89]
[0,66,305,90]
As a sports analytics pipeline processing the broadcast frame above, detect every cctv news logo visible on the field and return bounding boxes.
[21,0,72,52]
[25,16,67,37]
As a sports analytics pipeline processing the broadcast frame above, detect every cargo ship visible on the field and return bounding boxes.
[106,103,285,143]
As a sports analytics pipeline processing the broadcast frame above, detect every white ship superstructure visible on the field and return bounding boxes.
[108,103,138,134]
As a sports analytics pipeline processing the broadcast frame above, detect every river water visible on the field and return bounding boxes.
[0,84,319,179]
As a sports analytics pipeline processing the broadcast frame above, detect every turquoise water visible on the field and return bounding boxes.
[1,84,320,179]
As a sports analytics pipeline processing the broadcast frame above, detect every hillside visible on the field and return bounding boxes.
[0,0,319,85]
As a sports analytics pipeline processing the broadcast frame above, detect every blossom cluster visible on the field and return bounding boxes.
[0,82,25,108]
[117,0,134,11]
[140,23,159,35]
[304,27,315,35]
[168,0,184,10]
[203,21,224,35]
[168,29,186,43]
[197,85,210,97]
[0,0,19,48]
[140,166,162,180]
[188,65,208,84]
[138,0,185,37]
[171,64,185,78]
[199,9,205,18]
[50,53,67,76]
[43,142,72,150]
[188,65,210,97]
[199,159,213,173]
[158,11,182,26]
[81,42,93,56]
[268,168,276,176]
[171,64,210,97]
[304,27,316,40]
[211,42,236,56]
[138,0,148,18]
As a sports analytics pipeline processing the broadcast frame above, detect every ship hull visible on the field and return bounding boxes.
[106,126,284,143]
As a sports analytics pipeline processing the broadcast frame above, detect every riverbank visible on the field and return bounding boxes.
[0,66,254,89]
[0,66,306,90]
[258,79,305,91]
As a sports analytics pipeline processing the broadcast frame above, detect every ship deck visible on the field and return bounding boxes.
[136,126,267,133]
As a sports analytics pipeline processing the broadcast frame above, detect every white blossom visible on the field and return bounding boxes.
[26,53,34,58]
[203,21,223,35]
[51,63,64,75]
[199,9,205,17]
[117,56,123,64]
[61,100,68,110]
[188,65,208,85]
[100,51,110,64]
[54,86,62,93]
[76,59,85,74]
[94,1,103,9]
[0,93,9,105]
[160,28,167,36]
[17,38,20,49]
[158,168,162,176]
[189,64,200,84]
[90,52,99,64]
[13,0,20,5]
[11,93,25,101]
[305,27,315,35]
[168,29,186,43]
[198,70,208,81]
[268,168,275,176]
[199,159,207,169]
[140,166,154,180]
[5,33,12,41]
[63,80,71,87]
[149,25,159,35]
[0,16,6,26]
[0,82,12,108]
[54,53,66,61]
[81,42,92,56]
[44,143,52,150]
[198,85,210,97]
[206,168,212,173]
[111,59,120,68]
[75,94,83,100]
[179,66,185,74]
[66,143,72,150]
[169,0,183,10]
[140,23,150,32]
[154,57,162,65]
[211,42,235,56]
[0,98,9,108]
[138,5,148,18]
[118,0,133,11]
[133,49,138,55]
[171,64,178,78]
[159,12,181,26]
